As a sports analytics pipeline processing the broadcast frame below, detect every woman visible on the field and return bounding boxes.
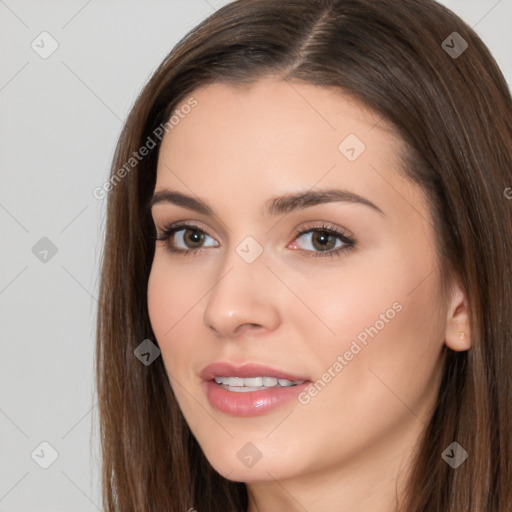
[95,0,512,510]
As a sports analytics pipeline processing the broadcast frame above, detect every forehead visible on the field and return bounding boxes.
[154,79,422,225]
[157,79,404,175]
[166,78,399,146]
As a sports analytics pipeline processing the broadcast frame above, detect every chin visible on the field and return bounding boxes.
[205,448,298,483]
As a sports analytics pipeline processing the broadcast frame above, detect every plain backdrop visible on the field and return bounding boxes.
[0,1,510,510]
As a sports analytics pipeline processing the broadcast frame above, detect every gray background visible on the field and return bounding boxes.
[0,1,510,511]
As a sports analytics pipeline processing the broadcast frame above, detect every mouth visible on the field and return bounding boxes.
[200,361,312,416]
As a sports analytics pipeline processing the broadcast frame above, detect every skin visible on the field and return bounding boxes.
[147,78,471,512]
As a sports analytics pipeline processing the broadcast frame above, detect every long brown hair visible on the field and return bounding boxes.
[95,0,512,510]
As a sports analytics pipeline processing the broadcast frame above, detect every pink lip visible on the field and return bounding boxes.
[200,361,312,417]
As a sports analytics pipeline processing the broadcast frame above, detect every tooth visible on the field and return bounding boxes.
[228,377,244,387]
[214,376,304,388]
[244,377,263,387]
[226,386,263,392]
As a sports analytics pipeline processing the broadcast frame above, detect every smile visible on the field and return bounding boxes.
[200,361,312,416]
[213,376,305,391]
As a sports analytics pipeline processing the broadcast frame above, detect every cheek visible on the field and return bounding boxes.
[147,263,172,341]
[284,256,409,362]
[277,261,444,473]
[147,260,200,371]
[147,260,209,428]
[292,247,445,408]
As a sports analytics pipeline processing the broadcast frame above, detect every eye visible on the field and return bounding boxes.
[154,222,217,256]
[289,223,356,259]
[153,221,356,259]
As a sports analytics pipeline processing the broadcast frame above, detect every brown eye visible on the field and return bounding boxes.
[310,231,338,252]
[155,223,218,256]
[180,228,206,249]
[291,224,355,258]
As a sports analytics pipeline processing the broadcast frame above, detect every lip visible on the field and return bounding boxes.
[200,361,312,417]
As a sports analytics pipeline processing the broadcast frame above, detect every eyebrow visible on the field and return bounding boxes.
[148,188,385,217]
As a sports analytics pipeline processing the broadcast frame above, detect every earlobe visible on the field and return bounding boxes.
[445,329,471,352]
[444,282,471,352]
[449,329,470,352]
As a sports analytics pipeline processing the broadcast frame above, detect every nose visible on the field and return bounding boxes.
[202,253,281,339]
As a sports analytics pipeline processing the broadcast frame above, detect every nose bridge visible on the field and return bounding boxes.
[202,236,279,337]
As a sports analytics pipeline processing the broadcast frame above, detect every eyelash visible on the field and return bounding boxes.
[153,222,356,259]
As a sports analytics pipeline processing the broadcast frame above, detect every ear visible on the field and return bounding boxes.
[444,280,471,352]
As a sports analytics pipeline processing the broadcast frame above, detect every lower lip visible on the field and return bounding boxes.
[204,380,311,417]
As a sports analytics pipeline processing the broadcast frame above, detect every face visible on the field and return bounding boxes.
[147,79,449,485]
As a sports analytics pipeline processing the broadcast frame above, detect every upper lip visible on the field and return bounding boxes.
[200,361,310,382]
